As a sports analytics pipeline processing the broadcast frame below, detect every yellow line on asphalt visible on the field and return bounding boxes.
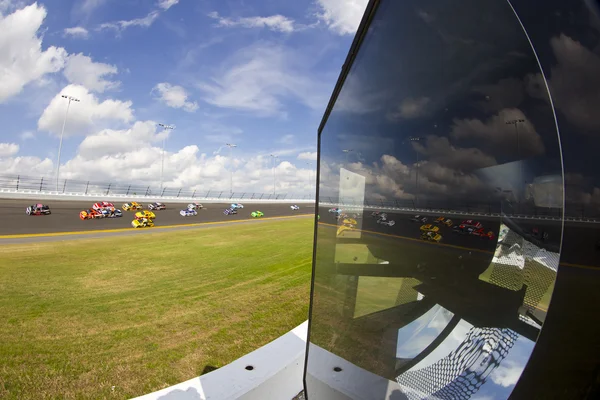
[0,214,313,239]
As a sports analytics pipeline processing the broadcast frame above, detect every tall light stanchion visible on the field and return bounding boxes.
[342,149,353,165]
[157,123,174,192]
[56,95,80,191]
[306,162,312,199]
[226,143,237,194]
[409,137,423,207]
[270,154,278,196]
[506,119,525,200]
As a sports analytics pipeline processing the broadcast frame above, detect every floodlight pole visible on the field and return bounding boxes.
[226,143,237,194]
[56,94,80,191]
[342,149,353,165]
[270,154,278,196]
[506,119,525,198]
[158,123,174,191]
[306,162,312,198]
[409,137,423,206]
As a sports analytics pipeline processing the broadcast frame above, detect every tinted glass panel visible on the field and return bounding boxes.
[305,0,564,398]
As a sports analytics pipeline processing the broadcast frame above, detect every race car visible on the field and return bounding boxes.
[123,202,143,211]
[329,207,342,215]
[342,218,358,226]
[100,208,122,218]
[79,209,103,220]
[291,205,300,210]
[131,217,154,228]
[435,216,446,224]
[26,204,51,215]
[337,224,355,236]
[180,209,198,217]
[224,208,237,215]
[420,224,440,233]
[371,211,383,218]
[187,203,203,210]
[421,231,442,242]
[453,220,483,234]
[231,203,244,209]
[411,215,428,223]
[461,219,483,230]
[443,218,453,227]
[251,211,264,218]
[472,228,496,240]
[93,201,114,211]
[148,202,166,210]
[135,210,156,220]
[377,219,396,226]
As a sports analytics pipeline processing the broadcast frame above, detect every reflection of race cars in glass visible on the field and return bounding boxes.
[135,210,156,220]
[131,218,154,228]
[531,227,549,241]
[435,216,446,223]
[187,203,203,210]
[371,211,383,218]
[472,228,495,240]
[337,224,354,236]
[420,224,440,233]
[123,202,143,211]
[80,209,103,220]
[411,215,427,223]
[421,231,442,242]
[342,218,357,226]
[93,201,114,211]
[148,202,166,210]
[377,219,396,226]
[291,205,300,210]
[180,209,198,217]
[26,204,51,215]
[231,203,244,209]
[443,218,453,227]
[224,208,237,215]
[251,211,264,218]
[453,219,483,235]
[329,207,342,215]
[100,208,122,218]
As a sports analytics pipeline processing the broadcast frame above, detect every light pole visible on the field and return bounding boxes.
[409,137,423,206]
[506,119,525,199]
[306,162,312,198]
[157,123,174,191]
[342,149,353,165]
[56,94,80,191]
[270,154,278,196]
[226,143,237,194]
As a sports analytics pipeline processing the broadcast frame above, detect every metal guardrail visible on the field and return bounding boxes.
[0,174,315,201]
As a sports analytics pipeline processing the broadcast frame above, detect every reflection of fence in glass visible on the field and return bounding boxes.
[396,327,519,400]
[0,174,315,200]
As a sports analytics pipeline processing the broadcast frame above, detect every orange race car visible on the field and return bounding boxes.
[80,209,103,220]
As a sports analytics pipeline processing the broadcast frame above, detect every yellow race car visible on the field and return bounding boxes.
[443,218,453,227]
[435,216,446,223]
[421,231,442,242]
[131,218,154,228]
[135,210,156,220]
[337,224,355,236]
[420,224,440,233]
[123,202,143,211]
[342,218,357,226]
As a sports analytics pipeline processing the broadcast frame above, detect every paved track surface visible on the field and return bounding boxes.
[0,199,314,236]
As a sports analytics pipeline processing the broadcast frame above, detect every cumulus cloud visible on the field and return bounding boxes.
[0,3,67,103]
[413,135,497,171]
[0,143,19,157]
[63,53,119,93]
[297,151,317,161]
[490,360,524,388]
[152,82,198,112]
[526,34,600,133]
[450,108,546,158]
[473,77,525,113]
[196,44,328,116]
[63,26,89,39]
[208,11,296,33]
[157,0,179,11]
[315,0,369,35]
[388,97,431,120]
[38,84,134,137]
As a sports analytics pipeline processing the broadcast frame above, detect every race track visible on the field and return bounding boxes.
[0,200,315,236]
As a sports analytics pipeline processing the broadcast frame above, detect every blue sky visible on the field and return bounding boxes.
[0,0,368,194]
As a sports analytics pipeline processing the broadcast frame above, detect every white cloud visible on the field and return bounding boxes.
[99,11,160,33]
[20,131,34,140]
[297,151,317,160]
[38,84,134,137]
[413,135,497,171]
[63,26,89,39]
[157,0,179,11]
[79,0,107,15]
[196,44,328,116]
[208,11,295,33]
[152,82,198,112]
[0,143,19,157]
[0,154,53,176]
[315,0,369,35]
[63,53,119,93]
[0,3,67,103]
[278,134,295,144]
[490,360,524,388]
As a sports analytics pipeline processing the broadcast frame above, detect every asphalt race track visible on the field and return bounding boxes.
[0,200,314,236]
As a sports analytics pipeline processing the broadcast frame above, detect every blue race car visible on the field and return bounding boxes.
[180,209,198,217]
[231,203,244,209]
[224,207,238,215]
[100,208,123,218]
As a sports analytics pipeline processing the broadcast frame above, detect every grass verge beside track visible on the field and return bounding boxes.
[0,218,314,400]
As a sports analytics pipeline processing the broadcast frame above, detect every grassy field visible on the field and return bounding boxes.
[0,217,314,399]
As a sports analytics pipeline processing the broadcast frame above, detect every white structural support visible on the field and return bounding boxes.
[134,321,308,400]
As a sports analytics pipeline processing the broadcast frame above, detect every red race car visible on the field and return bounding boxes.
[93,201,114,211]
[472,228,496,240]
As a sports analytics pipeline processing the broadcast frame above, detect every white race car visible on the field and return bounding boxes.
[187,203,203,210]
[180,209,198,217]
[231,203,244,209]
[377,219,396,226]
[291,205,300,210]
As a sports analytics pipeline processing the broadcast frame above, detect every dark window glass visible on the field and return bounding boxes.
[305,0,563,398]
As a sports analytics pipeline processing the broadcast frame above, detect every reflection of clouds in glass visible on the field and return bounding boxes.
[409,319,473,370]
[473,77,525,113]
[451,108,545,158]
[334,73,390,114]
[490,360,525,388]
[396,305,454,358]
[414,135,497,171]
[387,96,431,120]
